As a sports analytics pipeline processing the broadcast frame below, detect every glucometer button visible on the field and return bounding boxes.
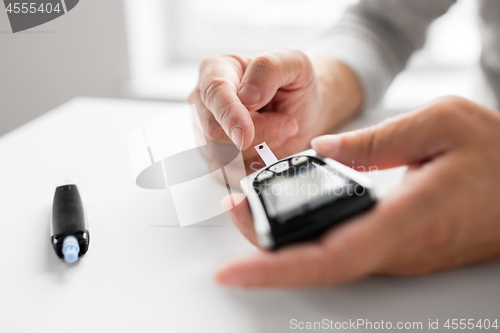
[257,170,274,182]
[291,156,308,166]
[269,161,289,173]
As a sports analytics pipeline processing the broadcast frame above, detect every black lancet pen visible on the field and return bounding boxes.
[50,180,90,263]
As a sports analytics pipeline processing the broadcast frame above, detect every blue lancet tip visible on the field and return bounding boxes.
[62,235,80,264]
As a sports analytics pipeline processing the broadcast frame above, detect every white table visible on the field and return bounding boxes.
[0,98,498,333]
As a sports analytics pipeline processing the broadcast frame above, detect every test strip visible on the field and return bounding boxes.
[254,142,278,166]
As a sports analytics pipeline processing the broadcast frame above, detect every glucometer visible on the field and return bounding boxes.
[50,180,90,263]
[241,143,377,250]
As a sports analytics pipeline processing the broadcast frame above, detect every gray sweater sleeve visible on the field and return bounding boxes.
[310,0,456,110]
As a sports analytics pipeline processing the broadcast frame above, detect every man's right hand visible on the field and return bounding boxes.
[216,97,500,288]
[187,48,364,171]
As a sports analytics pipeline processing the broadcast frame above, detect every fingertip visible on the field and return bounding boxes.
[221,193,247,213]
[215,265,233,286]
[242,130,255,150]
[230,126,255,151]
[216,255,268,287]
[215,258,249,287]
[311,135,340,156]
[221,195,234,212]
[216,271,245,288]
[230,193,248,208]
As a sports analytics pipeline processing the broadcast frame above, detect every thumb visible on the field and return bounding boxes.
[237,48,314,111]
[311,104,457,169]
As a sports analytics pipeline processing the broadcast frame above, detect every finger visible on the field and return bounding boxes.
[222,194,258,246]
[194,100,298,145]
[237,48,314,112]
[251,112,299,143]
[192,88,298,147]
[216,243,328,288]
[198,55,254,150]
[311,100,459,169]
[189,90,231,142]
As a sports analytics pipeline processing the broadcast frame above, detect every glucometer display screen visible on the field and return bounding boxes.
[261,163,347,220]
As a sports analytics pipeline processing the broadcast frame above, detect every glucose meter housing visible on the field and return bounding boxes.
[241,150,376,249]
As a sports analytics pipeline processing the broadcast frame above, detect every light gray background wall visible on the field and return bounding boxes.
[0,0,129,136]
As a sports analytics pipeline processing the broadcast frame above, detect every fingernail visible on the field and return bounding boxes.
[311,135,340,154]
[281,119,299,138]
[231,127,244,150]
[238,86,262,107]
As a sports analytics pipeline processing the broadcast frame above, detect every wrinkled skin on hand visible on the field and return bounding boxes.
[188,48,363,174]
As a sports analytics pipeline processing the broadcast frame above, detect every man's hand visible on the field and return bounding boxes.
[188,48,363,170]
[216,96,500,288]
